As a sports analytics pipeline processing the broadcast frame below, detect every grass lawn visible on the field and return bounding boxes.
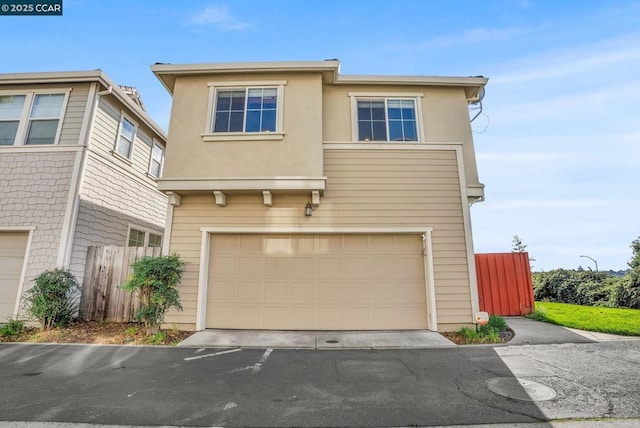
[528,301,640,336]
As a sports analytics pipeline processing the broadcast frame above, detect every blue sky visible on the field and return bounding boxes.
[2,0,638,271]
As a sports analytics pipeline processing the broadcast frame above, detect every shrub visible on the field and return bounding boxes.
[122,255,186,335]
[0,318,26,337]
[23,268,79,330]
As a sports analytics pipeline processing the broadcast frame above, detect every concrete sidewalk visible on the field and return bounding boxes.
[177,316,640,349]
[177,329,456,349]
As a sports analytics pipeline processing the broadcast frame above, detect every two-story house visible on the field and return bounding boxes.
[152,60,487,332]
[0,71,168,321]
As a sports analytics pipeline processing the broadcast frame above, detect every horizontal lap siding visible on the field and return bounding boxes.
[59,83,90,145]
[165,148,472,329]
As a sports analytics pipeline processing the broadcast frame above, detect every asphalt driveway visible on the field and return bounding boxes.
[1,339,640,427]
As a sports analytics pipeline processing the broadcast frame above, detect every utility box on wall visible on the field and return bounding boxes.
[476,252,535,316]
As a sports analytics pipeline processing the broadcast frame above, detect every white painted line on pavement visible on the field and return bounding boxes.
[226,348,273,374]
[184,348,242,361]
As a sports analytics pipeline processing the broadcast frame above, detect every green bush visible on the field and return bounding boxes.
[533,269,617,307]
[23,268,79,330]
[0,318,26,337]
[122,254,186,335]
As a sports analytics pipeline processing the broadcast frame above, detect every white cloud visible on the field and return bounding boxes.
[190,5,250,31]
[491,32,640,85]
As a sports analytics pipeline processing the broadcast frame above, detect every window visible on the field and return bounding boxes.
[148,141,164,178]
[204,81,286,141]
[213,87,277,133]
[148,234,162,248]
[128,228,146,247]
[357,99,417,142]
[25,94,65,145]
[0,95,25,145]
[116,115,136,159]
[128,227,162,247]
[0,91,67,146]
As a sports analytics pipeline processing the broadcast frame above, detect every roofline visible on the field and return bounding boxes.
[336,74,488,86]
[0,70,166,141]
[151,60,487,95]
[151,60,341,94]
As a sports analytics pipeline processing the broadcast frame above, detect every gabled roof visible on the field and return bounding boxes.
[151,60,488,100]
[0,70,166,140]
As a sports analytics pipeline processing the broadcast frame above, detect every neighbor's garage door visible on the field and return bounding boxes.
[206,234,427,330]
[0,232,29,321]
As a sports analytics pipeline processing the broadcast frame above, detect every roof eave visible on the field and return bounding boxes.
[151,60,341,94]
[0,70,167,142]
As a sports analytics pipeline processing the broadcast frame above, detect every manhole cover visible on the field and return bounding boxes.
[486,377,556,401]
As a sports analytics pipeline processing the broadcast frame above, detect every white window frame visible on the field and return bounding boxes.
[127,225,163,248]
[114,112,137,160]
[349,92,425,143]
[0,89,70,147]
[203,80,286,141]
[148,139,164,178]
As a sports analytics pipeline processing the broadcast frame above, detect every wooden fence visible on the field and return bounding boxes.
[79,246,162,322]
[476,252,535,316]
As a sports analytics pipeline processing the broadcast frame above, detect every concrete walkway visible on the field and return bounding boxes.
[177,329,456,349]
[177,317,640,349]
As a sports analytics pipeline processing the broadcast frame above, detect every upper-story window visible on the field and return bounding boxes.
[357,99,417,142]
[349,93,424,143]
[214,88,277,133]
[204,81,286,141]
[0,91,68,146]
[148,141,164,178]
[116,115,136,159]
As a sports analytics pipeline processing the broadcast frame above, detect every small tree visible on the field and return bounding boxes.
[122,255,186,335]
[23,268,80,330]
[512,235,527,252]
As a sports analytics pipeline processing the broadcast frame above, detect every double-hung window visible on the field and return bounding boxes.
[127,227,162,248]
[350,93,423,142]
[205,81,286,141]
[148,141,164,178]
[0,91,68,146]
[0,95,25,145]
[116,115,136,159]
[214,88,277,133]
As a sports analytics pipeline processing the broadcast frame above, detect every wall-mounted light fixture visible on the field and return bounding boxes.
[304,202,313,217]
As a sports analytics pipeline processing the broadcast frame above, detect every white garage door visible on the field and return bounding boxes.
[0,232,29,321]
[206,234,428,330]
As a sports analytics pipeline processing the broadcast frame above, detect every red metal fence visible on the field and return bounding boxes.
[476,252,535,316]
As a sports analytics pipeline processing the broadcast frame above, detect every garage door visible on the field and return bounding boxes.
[0,232,29,321]
[206,234,427,330]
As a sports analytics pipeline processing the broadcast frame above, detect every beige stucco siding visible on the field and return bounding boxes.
[165,148,472,331]
[163,73,324,179]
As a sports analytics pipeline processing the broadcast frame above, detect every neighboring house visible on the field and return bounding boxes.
[152,60,487,332]
[0,71,168,321]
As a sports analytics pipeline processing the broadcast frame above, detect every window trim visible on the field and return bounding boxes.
[147,139,164,178]
[203,80,286,141]
[349,92,425,143]
[114,112,138,160]
[126,225,163,248]
[0,89,70,147]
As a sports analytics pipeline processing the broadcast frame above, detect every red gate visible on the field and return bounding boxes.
[475,252,534,316]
